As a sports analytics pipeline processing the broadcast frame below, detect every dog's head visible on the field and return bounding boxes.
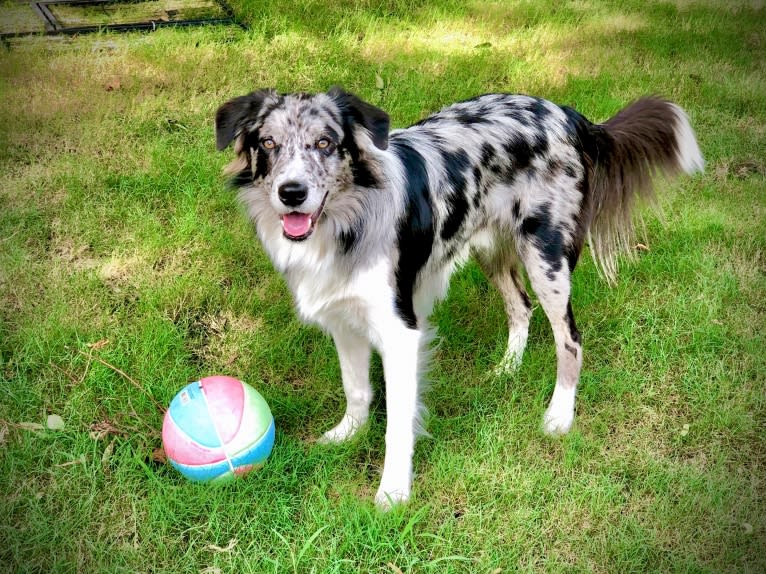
[215,87,389,242]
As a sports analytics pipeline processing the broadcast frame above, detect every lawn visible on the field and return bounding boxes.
[1,1,764,572]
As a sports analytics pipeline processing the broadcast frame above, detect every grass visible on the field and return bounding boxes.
[1,0,764,572]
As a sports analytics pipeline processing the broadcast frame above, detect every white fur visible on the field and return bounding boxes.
[671,104,705,175]
[319,328,372,443]
[543,383,576,435]
[497,327,529,374]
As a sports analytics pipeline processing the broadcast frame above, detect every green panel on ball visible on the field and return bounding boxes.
[224,382,273,456]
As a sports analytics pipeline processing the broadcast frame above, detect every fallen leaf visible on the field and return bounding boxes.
[679,423,690,437]
[375,73,385,90]
[18,422,44,431]
[387,563,404,574]
[87,339,110,350]
[0,424,7,444]
[89,420,127,440]
[151,446,167,464]
[199,568,221,574]
[47,414,65,431]
[207,538,237,553]
[743,522,753,534]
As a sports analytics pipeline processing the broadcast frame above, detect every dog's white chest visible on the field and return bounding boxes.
[286,256,394,335]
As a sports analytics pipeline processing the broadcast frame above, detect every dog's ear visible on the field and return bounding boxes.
[328,86,390,150]
[215,90,275,151]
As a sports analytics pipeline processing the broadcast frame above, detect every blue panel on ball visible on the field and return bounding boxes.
[168,381,221,449]
[169,418,275,483]
[169,457,230,482]
[230,418,276,466]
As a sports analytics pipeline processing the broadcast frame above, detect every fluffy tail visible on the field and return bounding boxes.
[585,97,704,282]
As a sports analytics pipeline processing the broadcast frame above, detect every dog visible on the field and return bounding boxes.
[214,87,703,507]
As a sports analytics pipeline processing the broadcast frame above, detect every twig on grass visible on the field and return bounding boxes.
[0,229,20,243]
[78,349,165,413]
[55,454,87,468]
[207,539,238,553]
[50,361,79,386]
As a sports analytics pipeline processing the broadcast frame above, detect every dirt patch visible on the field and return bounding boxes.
[173,307,264,371]
[711,149,766,181]
[99,255,145,290]
[49,218,99,271]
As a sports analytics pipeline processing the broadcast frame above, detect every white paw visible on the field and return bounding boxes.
[318,414,365,444]
[542,385,576,435]
[494,329,528,375]
[374,482,410,510]
[542,406,574,435]
[494,350,524,376]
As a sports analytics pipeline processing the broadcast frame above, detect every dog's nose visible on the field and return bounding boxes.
[278,181,308,207]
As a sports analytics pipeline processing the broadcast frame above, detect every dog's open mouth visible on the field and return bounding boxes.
[280,193,328,241]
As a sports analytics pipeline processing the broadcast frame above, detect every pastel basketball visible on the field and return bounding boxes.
[162,376,275,483]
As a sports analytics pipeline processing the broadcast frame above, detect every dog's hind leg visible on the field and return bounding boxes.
[518,242,583,435]
[320,328,373,443]
[476,245,533,373]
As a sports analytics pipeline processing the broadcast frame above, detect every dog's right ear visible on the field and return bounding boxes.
[215,90,275,151]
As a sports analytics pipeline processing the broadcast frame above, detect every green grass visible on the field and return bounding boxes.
[1,0,764,572]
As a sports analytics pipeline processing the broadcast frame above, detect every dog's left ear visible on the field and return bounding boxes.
[215,89,275,151]
[328,86,390,150]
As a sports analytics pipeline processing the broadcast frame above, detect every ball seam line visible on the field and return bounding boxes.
[198,380,236,476]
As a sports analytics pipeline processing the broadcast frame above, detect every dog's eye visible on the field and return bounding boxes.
[261,137,276,150]
[316,137,332,150]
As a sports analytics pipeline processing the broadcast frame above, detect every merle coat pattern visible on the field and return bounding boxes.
[215,87,704,507]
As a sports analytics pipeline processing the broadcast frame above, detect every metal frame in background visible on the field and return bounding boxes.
[2,0,240,39]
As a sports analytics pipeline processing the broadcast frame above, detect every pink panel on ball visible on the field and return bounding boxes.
[200,376,245,443]
[162,409,226,465]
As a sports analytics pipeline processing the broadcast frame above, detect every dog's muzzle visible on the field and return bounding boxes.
[280,190,328,241]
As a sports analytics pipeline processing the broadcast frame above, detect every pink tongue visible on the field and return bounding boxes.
[282,213,312,237]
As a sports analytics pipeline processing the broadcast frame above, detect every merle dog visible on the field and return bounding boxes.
[215,87,703,507]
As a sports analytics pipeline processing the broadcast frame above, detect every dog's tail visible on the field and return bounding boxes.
[583,97,704,282]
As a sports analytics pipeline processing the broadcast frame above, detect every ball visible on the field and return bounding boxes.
[162,376,275,483]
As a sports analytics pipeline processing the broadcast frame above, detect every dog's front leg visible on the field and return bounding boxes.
[374,324,422,509]
[320,328,372,443]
